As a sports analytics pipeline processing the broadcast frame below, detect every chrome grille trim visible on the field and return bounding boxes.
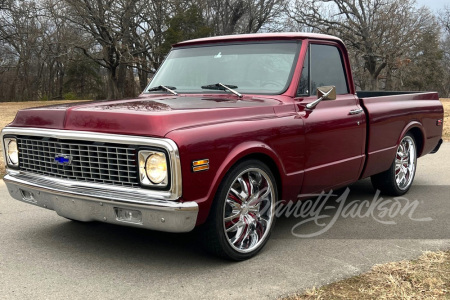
[1,128,182,201]
[18,137,139,187]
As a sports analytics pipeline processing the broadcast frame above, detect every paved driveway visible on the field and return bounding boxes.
[0,144,449,299]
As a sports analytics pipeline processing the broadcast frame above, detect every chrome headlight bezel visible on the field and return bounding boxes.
[138,149,170,188]
[3,137,19,168]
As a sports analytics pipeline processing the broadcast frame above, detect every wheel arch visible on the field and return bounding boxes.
[197,142,286,225]
[231,152,282,200]
[210,142,285,201]
[398,121,425,157]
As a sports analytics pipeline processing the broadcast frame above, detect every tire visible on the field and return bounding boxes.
[371,133,417,196]
[201,159,278,261]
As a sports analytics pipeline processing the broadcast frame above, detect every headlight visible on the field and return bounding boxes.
[146,153,167,183]
[139,150,168,187]
[5,138,19,167]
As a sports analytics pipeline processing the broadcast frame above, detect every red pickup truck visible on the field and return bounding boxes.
[2,33,444,260]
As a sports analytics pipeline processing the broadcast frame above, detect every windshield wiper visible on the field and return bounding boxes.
[148,85,178,96]
[201,83,242,98]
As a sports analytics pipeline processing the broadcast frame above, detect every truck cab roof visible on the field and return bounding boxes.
[173,32,344,47]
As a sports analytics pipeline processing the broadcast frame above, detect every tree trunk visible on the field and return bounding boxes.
[116,63,127,98]
[107,67,120,99]
[369,75,378,91]
[385,67,392,91]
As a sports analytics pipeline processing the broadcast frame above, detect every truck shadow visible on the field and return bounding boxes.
[23,178,448,267]
[273,179,448,240]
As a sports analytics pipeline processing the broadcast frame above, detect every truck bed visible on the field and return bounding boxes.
[357,91,425,98]
[358,91,443,179]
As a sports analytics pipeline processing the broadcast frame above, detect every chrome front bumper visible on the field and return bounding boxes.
[4,173,198,233]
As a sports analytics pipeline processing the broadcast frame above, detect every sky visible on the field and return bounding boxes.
[415,0,448,12]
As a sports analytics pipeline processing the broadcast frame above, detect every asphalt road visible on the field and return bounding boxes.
[0,143,449,299]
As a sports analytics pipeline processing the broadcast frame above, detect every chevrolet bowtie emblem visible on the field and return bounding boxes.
[54,154,72,165]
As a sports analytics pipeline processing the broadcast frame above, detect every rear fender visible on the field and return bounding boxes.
[397,121,425,157]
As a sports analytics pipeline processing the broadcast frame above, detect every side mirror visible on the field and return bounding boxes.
[317,86,336,100]
[306,86,336,109]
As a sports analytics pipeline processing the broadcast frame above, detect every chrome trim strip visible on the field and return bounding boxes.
[1,127,182,201]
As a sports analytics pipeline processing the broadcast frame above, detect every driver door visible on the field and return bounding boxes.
[296,42,366,195]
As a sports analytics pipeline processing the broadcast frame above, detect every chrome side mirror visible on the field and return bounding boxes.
[306,86,336,109]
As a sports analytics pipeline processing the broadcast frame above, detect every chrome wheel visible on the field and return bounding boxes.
[395,135,416,190]
[222,168,275,254]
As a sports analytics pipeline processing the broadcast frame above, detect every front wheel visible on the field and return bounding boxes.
[371,133,417,196]
[202,160,277,261]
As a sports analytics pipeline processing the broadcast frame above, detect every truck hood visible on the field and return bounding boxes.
[9,94,285,137]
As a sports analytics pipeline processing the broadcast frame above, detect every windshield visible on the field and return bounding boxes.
[145,42,300,95]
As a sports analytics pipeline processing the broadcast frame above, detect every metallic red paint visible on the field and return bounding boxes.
[360,94,443,178]
[6,33,444,227]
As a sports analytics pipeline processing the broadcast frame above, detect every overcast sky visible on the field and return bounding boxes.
[415,0,448,12]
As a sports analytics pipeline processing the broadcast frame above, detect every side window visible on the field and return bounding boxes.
[310,44,349,94]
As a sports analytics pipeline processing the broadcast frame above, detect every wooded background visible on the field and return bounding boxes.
[1,0,449,101]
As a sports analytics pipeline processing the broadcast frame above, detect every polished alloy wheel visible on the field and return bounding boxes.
[222,168,275,253]
[395,135,416,190]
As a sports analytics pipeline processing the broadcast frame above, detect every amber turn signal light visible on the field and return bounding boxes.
[192,159,209,172]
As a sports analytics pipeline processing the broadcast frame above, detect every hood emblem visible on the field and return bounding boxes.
[54,154,72,165]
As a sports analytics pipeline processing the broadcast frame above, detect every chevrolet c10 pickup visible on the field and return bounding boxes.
[1,33,444,260]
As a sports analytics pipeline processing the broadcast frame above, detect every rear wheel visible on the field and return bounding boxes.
[371,133,417,196]
[202,160,277,261]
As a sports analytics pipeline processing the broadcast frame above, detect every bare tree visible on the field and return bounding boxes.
[441,6,450,34]
[287,0,432,90]
[131,0,175,90]
[62,0,143,99]
[395,18,444,92]
[1,0,293,101]
[200,0,287,35]
[0,0,46,101]
[438,6,450,97]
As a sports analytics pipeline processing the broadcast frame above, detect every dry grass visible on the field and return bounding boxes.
[441,98,450,142]
[284,250,450,300]
[0,100,88,178]
[0,100,88,129]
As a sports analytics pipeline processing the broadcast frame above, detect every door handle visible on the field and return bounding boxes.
[349,109,363,115]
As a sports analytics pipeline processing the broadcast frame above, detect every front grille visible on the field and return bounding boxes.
[17,136,139,187]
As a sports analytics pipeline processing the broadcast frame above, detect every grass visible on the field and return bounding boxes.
[0,100,89,178]
[442,98,450,142]
[283,250,450,300]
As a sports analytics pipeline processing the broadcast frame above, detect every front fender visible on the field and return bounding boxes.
[166,115,305,225]
[204,141,285,206]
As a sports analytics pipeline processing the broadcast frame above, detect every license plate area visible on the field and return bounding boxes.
[19,189,37,204]
[114,207,143,225]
